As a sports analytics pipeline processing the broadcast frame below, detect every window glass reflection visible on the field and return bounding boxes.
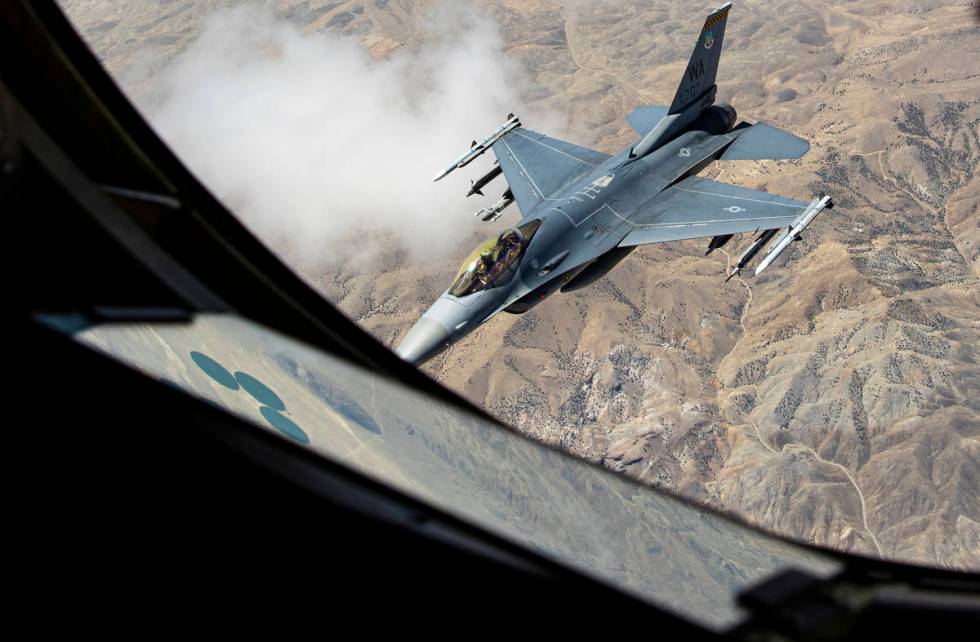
[68,314,839,630]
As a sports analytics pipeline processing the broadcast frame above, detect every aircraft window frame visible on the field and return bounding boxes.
[13,1,980,635]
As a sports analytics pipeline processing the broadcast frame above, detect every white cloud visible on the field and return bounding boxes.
[140,3,557,267]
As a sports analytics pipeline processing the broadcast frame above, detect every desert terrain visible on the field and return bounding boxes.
[60,0,979,570]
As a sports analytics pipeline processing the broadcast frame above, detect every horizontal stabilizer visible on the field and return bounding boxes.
[720,122,810,161]
[626,105,669,136]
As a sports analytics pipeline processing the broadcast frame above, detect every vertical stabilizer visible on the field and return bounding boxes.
[668,2,730,114]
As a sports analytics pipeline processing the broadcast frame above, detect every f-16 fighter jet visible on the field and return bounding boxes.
[397,2,832,365]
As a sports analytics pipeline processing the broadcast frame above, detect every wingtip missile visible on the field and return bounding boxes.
[432,114,520,183]
[754,195,831,275]
[724,228,778,282]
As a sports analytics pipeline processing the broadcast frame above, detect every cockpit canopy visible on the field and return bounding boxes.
[449,219,542,298]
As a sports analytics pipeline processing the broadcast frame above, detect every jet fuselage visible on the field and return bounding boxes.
[397,113,740,365]
[396,2,829,366]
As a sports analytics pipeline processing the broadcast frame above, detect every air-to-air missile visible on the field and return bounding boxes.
[467,161,502,197]
[726,228,779,281]
[474,189,514,222]
[754,195,832,275]
[432,114,521,182]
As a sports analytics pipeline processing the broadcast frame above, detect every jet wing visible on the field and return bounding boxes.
[617,175,808,247]
[492,128,610,215]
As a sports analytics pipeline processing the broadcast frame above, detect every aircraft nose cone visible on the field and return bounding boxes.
[395,318,451,365]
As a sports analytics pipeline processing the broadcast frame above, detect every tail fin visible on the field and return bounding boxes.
[668,2,731,114]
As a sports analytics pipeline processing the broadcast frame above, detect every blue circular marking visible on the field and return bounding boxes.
[190,351,240,390]
[260,406,309,444]
[234,371,286,411]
